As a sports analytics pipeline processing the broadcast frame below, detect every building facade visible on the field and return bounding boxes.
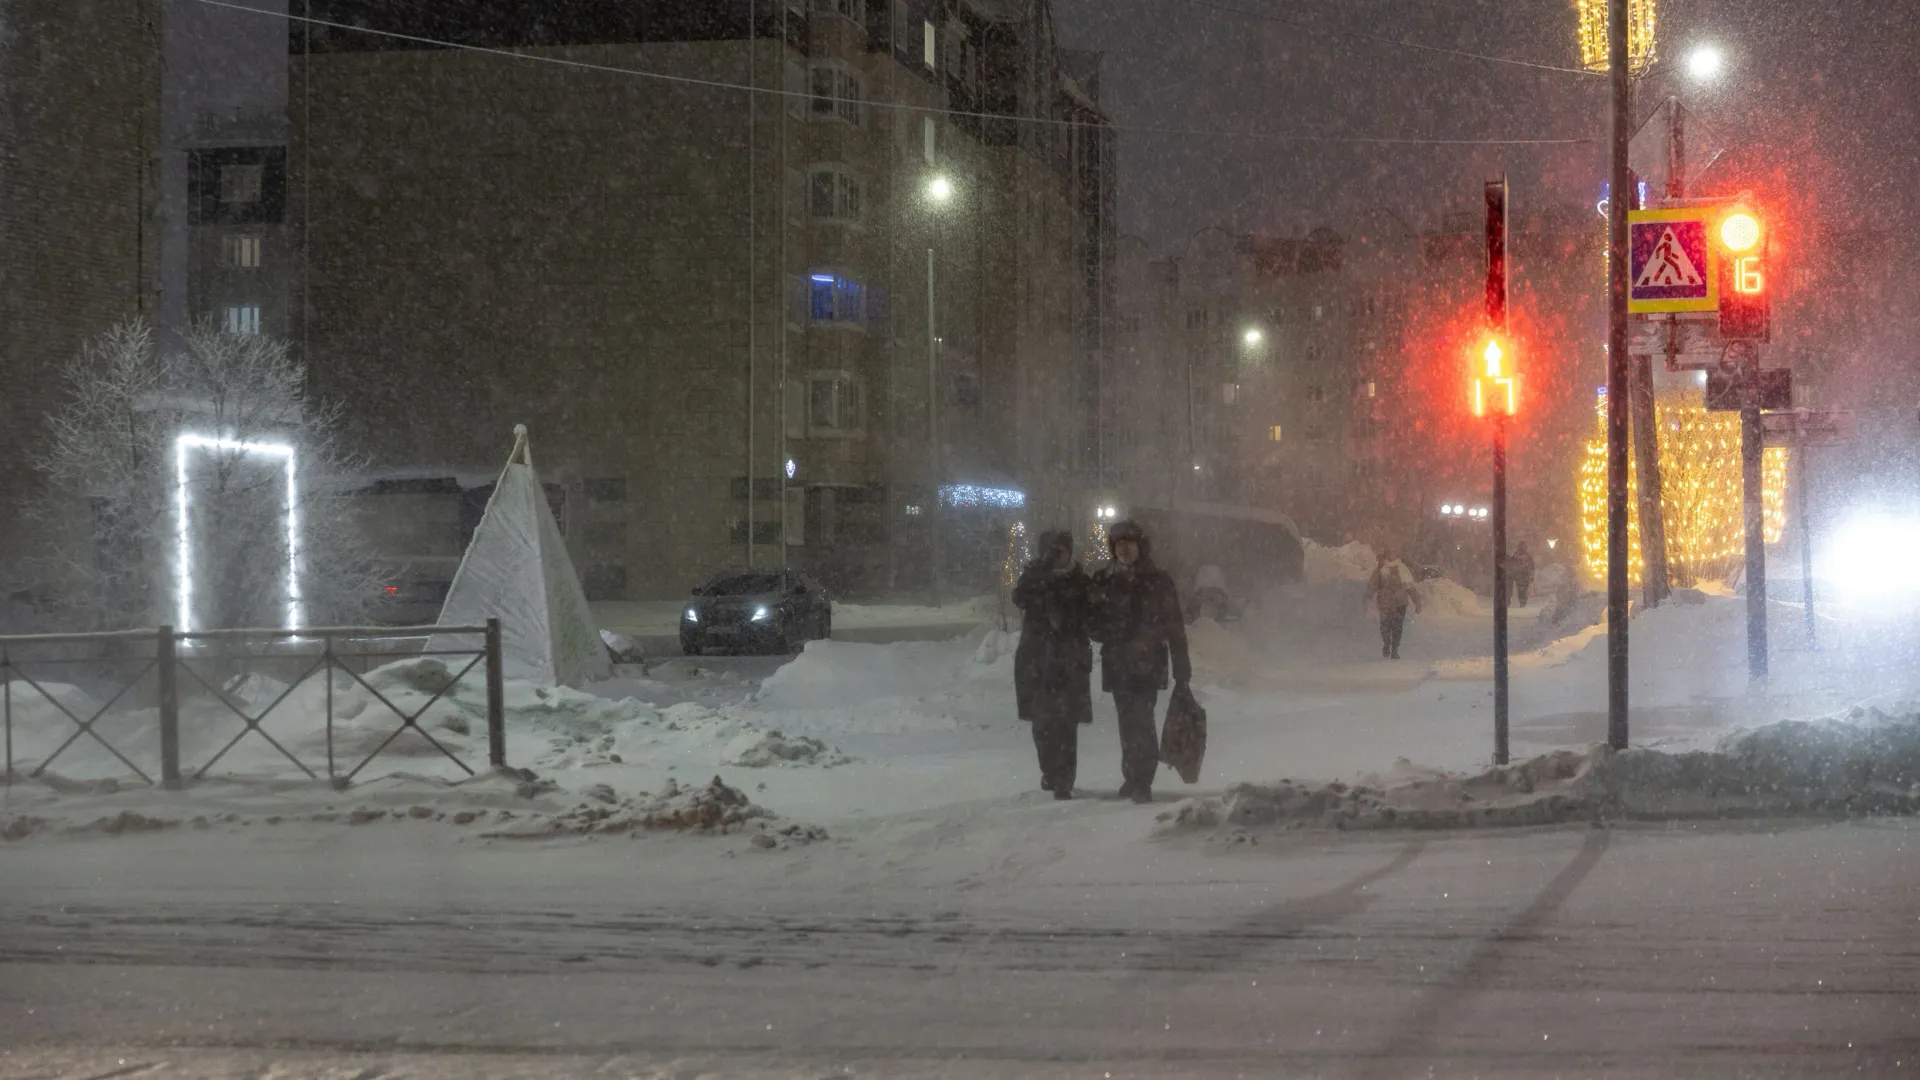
[293,0,1113,599]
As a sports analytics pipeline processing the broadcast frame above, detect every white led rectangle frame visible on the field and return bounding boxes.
[174,433,303,632]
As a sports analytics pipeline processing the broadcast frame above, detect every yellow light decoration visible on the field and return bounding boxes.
[1576,0,1657,76]
[1579,394,1787,588]
[1087,521,1111,564]
[1003,521,1029,587]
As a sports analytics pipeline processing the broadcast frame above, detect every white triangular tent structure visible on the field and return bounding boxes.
[428,426,610,686]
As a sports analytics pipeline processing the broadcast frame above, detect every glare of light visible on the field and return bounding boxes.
[809,273,837,283]
[784,457,798,480]
[1243,328,1263,346]
[1821,512,1920,598]
[1687,44,1723,82]
[927,175,954,202]
[904,503,923,516]
[175,432,302,633]
[1546,538,1559,550]
[683,607,699,623]
[1720,212,1761,253]
[752,606,771,622]
[1483,339,1505,378]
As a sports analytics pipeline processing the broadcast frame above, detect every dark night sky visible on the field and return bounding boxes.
[1051,0,1920,250]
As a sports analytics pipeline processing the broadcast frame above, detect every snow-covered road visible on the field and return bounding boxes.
[2,817,1915,1077]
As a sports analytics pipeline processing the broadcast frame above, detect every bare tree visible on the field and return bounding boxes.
[31,318,380,631]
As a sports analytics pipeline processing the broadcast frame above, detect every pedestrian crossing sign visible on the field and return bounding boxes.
[1628,208,1719,313]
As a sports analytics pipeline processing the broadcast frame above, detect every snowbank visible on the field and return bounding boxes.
[1159,708,1920,835]
[749,635,1015,736]
[1415,577,1481,617]
[1302,540,1377,584]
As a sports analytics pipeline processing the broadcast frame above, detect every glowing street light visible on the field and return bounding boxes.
[926,174,954,203]
[1242,328,1263,346]
[1686,44,1723,81]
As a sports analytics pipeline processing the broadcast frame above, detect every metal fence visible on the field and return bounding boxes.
[1,620,504,790]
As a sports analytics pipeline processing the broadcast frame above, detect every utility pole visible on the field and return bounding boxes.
[1485,176,1512,767]
[927,246,944,607]
[1604,0,1633,750]
[1740,364,1767,681]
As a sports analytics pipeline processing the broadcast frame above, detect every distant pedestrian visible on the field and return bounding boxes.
[1012,530,1093,799]
[1364,548,1422,660]
[1510,541,1536,607]
[1088,520,1191,804]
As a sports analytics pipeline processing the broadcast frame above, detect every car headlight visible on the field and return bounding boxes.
[751,605,771,622]
[682,607,699,623]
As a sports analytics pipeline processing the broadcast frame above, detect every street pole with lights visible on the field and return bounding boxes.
[1481,176,1514,765]
[926,174,953,607]
[1718,207,1770,680]
[1605,0,1633,750]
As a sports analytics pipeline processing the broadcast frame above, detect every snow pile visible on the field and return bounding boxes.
[749,636,1016,736]
[1415,577,1481,616]
[1302,540,1377,584]
[721,730,851,768]
[487,775,829,847]
[1161,709,1920,835]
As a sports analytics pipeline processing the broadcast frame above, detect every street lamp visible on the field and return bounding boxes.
[1685,44,1723,81]
[1242,328,1263,346]
[925,173,954,605]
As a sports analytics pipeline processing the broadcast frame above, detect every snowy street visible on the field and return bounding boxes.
[3,816,1916,1077]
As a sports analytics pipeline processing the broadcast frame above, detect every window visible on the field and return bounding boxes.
[923,19,937,69]
[219,234,262,269]
[1312,304,1324,320]
[1306,384,1325,403]
[922,116,936,164]
[784,59,806,119]
[1185,308,1207,330]
[220,163,263,204]
[807,373,864,433]
[585,477,627,503]
[809,63,864,125]
[808,168,863,222]
[952,372,982,408]
[223,304,261,335]
[584,521,628,547]
[1268,424,1284,442]
[808,272,867,325]
[810,0,865,21]
[1221,383,1240,405]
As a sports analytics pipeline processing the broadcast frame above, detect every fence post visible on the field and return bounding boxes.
[4,652,12,785]
[157,625,182,790]
[485,618,506,770]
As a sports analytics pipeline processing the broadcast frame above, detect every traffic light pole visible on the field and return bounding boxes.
[1741,364,1768,681]
[1604,0,1633,750]
[1797,438,1815,646]
[1486,177,1510,766]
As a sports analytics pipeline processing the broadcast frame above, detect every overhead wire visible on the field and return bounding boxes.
[1173,0,1602,78]
[190,0,1594,147]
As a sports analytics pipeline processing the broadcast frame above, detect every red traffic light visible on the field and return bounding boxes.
[1716,206,1770,341]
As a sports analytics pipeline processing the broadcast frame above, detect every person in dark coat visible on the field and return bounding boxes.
[1088,520,1191,804]
[1509,541,1536,607]
[1012,530,1093,799]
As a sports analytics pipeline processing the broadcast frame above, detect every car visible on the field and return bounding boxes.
[363,560,455,627]
[679,567,831,656]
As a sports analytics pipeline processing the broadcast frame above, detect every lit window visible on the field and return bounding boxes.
[808,168,863,222]
[806,373,864,432]
[220,163,263,204]
[922,116,936,164]
[223,304,262,335]
[809,63,864,125]
[1268,424,1283,442]
[219,234,262,269]
[808,272,867,325]
[923,19,937,68]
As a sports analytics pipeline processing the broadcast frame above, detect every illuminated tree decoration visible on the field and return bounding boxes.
[1002,521,1029,587]
[1087,521,1111,564]
[1577,0,1657,76]
[1579,392,1787,587]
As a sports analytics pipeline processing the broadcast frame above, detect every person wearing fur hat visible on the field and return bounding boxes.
[1088,520,1191,803]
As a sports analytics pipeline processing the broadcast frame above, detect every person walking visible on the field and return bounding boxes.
[1012,530,1093,799]
[1510,541,1536,607]
[1363,548,1422,660]
[1088,520,1191,804]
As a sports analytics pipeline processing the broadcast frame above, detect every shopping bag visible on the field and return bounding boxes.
[1159,684,1207,784]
